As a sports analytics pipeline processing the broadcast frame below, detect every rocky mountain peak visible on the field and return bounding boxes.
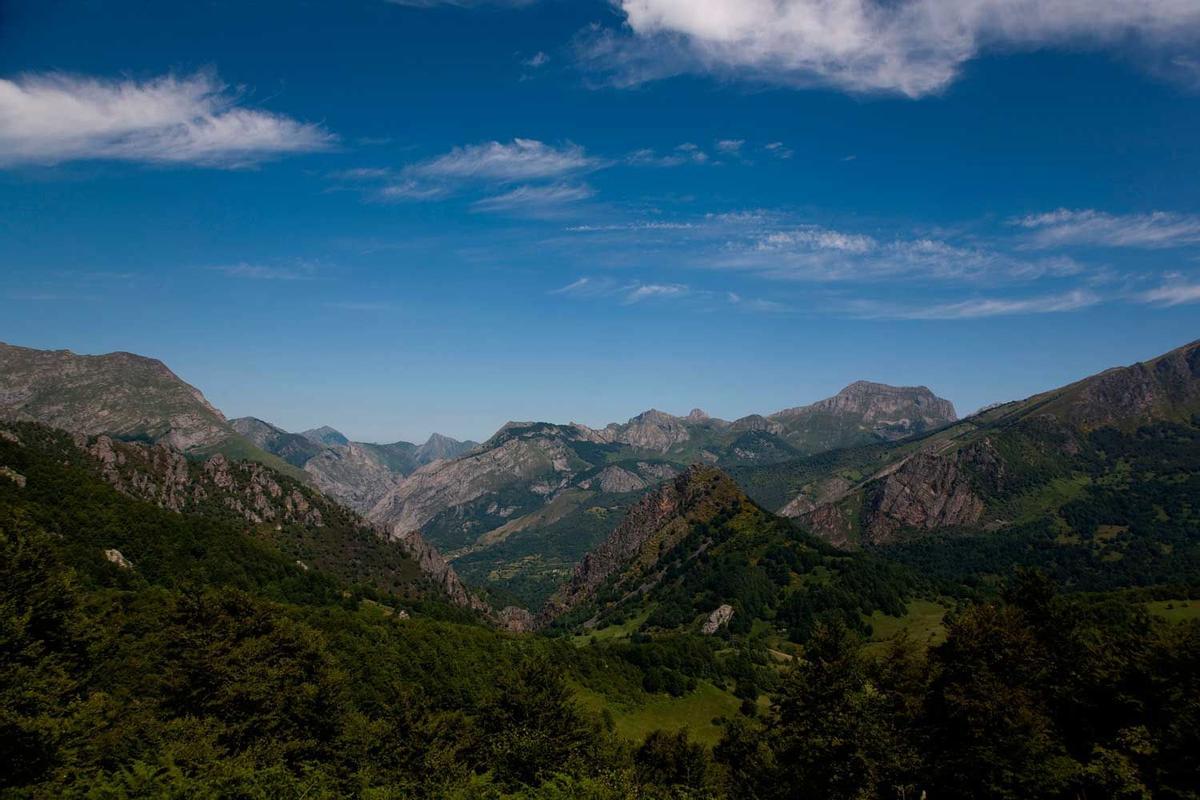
[686,408,710,422]
[300,425,350,447]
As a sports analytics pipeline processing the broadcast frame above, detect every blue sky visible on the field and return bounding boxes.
[2,0,1199,443]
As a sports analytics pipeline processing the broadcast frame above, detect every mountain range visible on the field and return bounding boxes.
[3,337,1198,626]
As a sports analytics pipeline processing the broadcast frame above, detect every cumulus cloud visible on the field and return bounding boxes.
[1013,209,1200,249]
[585,0,1200,97]
[0,71,333,168]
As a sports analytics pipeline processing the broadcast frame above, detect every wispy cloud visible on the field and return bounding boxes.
[1136,274,1200,306]
[377,179,451,201]
[523,51,550,68]
[854,289,1101,320]
[213,263,317,281]
[472,182,594,213]
[551,276,692,305]
[718,223,1083,284]
[727,292,789,313]
[0,71,333,168]
[1013,209,1200,249]
[410,138,593,181]
[581,0,1200,98]
[624,282,689,303]
[765,142,793,159]
[626,143,713,167]
[716,139,744,153]
[336,138,597,209]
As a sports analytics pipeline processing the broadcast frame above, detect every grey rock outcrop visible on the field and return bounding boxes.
[104,548,134,570]
[701,604,734,634]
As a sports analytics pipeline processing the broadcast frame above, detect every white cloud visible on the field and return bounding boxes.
[0,71,333,168]
[472,182,594,212]
[214,263,317,280]
[377,179,451,201]
[725,227,1084,284]
[552,276,692,305]
[589,0,1200,97]
[856,288,1100,319]
[755,227,877,255]
[727,291,789,312]
[716,139,744,152]
[410,138,593,181]
[550,277,601,296]
[624,282,689,303]
[1013,209,1200,249]
[1137,274,1200,306]
[765,142,793,159]
[524,51,551,68]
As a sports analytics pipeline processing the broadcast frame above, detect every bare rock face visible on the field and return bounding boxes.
[498,605,536,633]
[368,425,585,534]
[584,465,648,494]
[539,465,743,625]
[800,441,1001,547]
[804,503,858,548]
[802,381,956,425]
[730,414,786,435]
[771,381,957,446]
[0,466,26,488]
[304,442,400,513]
[391,528,490,614]
[606,409,693,452]
[863,450,985,544]
[701,604,734,634]
[0,342,234,452]
[104,548,134,570]
[780,476,854,518]
[1048,339,1200,429]
[89,436,325,529]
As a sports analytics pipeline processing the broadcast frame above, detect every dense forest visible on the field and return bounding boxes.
[3,420,1199,797]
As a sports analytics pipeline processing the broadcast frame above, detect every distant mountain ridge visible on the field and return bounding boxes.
[366,381,956,605]
[230,417,479,514]
[765,339,1200,556]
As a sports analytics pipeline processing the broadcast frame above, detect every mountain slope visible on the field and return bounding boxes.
[366,383,954,605]
[538,465,915,640]
[772,340,1200,587]
[0,342,302,479]
[0,419,485,611]
[230,416,326,467]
